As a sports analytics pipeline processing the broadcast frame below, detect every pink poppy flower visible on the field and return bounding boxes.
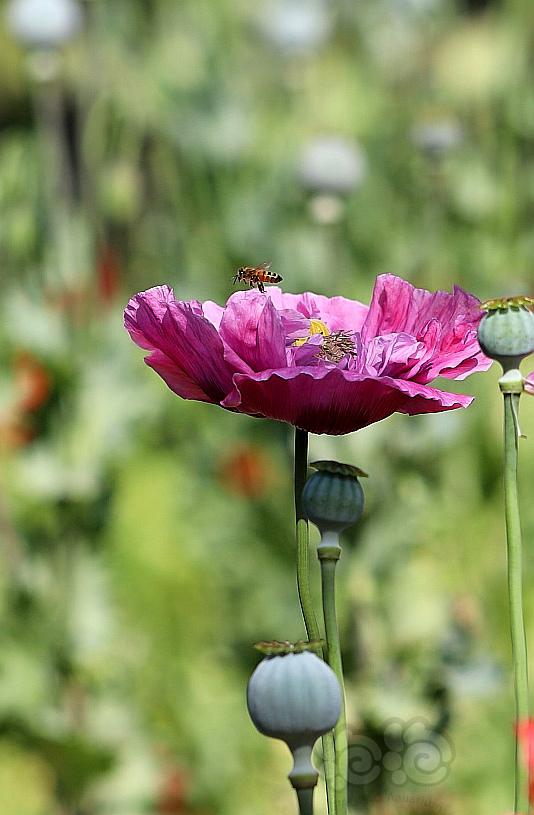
[124,274,490,435]
[525,372,534,395]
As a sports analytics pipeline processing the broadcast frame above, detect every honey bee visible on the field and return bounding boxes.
[233,262,282,294]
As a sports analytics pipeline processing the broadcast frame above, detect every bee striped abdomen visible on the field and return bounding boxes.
[233,263,282,293]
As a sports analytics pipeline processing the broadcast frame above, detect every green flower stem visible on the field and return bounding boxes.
[296,788,314,815]
[295,429,320,640]
[318,534,347,815]
[502,389,530,814]
[294,428,337,815]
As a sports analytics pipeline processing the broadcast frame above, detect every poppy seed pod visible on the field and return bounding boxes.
[302,460,366,535]
[478,297,534,371]
[411,119,463,159]
[247,645,341,789]
[298,135,367,195]
[259,0,331,54]
[7,0,82,48]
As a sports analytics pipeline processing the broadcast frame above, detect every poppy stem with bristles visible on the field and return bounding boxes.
[319,537,348,815]
[294,429,318,640]
[294,428,337,815]
[501,385,530,814]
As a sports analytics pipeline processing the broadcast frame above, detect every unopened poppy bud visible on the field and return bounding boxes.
[302,460,366,536]
[478,297,534,371]
[247,642,341,790]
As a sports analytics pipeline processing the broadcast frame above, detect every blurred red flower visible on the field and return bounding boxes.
[517,719,534,802]
[0,352,52,449]
[15,352,51,413]
[97,243,121,304]
[156,767,188,814]
[218,444,273,498]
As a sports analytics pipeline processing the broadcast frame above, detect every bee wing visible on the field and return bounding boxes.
[258,261,272,272]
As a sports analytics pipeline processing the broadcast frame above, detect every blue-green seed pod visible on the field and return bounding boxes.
[7,0,82,48]
[247,650,341,748]
[478,297,534,370]
[302,460,365,534]
[247,645,341,791]
[247,642,341,792]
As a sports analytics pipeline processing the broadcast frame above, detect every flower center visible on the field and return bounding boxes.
[317,331,356,362]
[293,319,331,347]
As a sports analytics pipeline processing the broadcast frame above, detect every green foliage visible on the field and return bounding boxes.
[1,1,534,813]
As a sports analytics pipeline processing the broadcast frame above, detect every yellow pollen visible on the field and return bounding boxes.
[293,319,330,347]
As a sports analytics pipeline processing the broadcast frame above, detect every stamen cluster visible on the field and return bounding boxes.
[317,331,356,363]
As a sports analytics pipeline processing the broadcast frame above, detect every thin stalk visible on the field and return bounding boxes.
[296,787,314,815]
[503,392,530,814]
[294,428,337,815]
[320,545,347,815]
[295,429,320,640]
[32,72,74,288]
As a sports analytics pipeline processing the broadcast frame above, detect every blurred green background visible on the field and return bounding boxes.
[0,0,534,813]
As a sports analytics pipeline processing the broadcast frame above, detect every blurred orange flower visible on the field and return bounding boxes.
[218,444,274,498]
[156,767,189,814]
